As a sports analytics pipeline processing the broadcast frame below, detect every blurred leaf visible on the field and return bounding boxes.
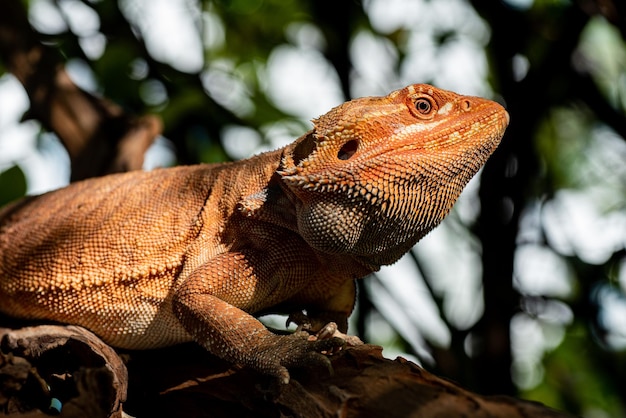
[0,165,27,207]
[94,42,142,107]
[523,322,626,417]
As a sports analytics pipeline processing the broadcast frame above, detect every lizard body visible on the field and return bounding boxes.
[0,84,508,383]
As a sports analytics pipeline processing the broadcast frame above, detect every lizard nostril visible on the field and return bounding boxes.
[461,99,471,111]
[338,140,359,160]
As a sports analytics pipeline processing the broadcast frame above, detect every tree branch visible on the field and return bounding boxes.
[0,325,574,418]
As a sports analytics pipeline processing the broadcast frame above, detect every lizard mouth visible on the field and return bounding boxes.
[398,106,506,153]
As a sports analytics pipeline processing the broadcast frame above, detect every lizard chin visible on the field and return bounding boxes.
[290,177,453,267]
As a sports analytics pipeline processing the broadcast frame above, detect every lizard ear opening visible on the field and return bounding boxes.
[338,140,358,160]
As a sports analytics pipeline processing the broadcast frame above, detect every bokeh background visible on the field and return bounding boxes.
[0,1,625,416]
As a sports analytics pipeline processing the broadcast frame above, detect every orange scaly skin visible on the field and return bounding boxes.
[0,84,508,383]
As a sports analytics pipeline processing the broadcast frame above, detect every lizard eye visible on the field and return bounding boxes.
[414,98,432,114]
[408,95,437,119]
[338,139,358,160]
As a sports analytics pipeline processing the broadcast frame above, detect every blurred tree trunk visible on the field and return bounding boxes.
[468,0,617,397]
[0,0,161,181]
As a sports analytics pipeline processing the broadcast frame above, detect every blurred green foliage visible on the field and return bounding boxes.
[0,165,27,207]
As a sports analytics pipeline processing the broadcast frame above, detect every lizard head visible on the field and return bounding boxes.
[279,84,509,267]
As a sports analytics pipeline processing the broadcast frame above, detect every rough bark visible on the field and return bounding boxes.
[0,325,573,418]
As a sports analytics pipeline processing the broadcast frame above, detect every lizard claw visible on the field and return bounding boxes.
[286,311,312,332]
[315,321,339,339]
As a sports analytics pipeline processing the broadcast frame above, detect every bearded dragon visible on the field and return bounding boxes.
[0,84,509,384]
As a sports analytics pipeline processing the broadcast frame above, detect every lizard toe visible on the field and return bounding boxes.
[314,322,364,347]
[254,333,344,384]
